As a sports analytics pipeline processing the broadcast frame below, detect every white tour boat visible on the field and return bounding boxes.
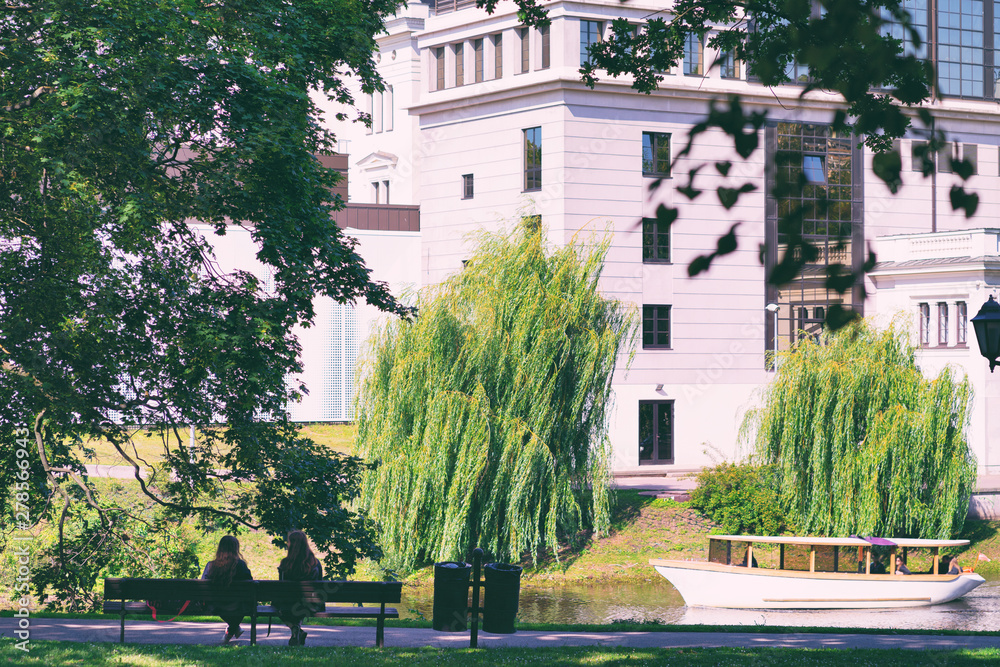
[650,535,984,609]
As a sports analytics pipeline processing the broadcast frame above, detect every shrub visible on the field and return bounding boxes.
[689,463,786,535]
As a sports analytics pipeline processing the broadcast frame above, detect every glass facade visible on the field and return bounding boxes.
[524,127,542,191]
[765,123,864,353]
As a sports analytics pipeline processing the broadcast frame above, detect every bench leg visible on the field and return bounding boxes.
[376,612,385,647]
[250,611,257,646]
[120,610,125,644]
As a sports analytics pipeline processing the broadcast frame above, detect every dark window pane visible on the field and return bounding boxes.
[639,403,654,461]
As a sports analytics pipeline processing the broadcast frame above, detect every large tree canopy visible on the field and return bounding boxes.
[742,320,976,538]
[355,224,636,571]
[1,0,407,601]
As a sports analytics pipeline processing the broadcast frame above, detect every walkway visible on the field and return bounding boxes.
[3,617,999,651]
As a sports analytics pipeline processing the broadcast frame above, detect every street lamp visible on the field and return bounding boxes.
[766,303,780,371]
[972,295,1000,372]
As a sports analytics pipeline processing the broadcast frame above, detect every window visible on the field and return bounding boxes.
[493,33,503,78]
[938,302,949,345]
[372,181,380,204]
[765,122,864,357]
[642,305,671,348]
[919,302,930,346]
[720,50,741,79]
[455,42,464,86]
[521,214,541,231]
[642,132,671,177]
[365,93,373,135]
[383,180,390,205]
[938,142,954,173]
[964,144,978,175]
[639,401,674,464]
[958,301,968,345]
[580,20,602,65]
[373,91,383,133]
[539,24,550,69]
[523,127,542,191]
[803,155,826,183]
[384,85,394,131]
[462,174,474,199]
[474,39,484,82]
[519,27,530,73]
[911,140,930,172]
[434,47,445,90]
[642,217,670,263]
[683,33,703,76]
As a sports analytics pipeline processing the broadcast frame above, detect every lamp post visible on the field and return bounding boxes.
[971,295,1000,372]
[766,303,780,371]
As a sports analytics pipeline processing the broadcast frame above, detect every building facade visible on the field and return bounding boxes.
[314,0,1000,473]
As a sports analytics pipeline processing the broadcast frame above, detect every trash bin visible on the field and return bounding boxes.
[432,561,471,631]
[482,562,522,634]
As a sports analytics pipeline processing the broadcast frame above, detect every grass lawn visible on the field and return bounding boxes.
[5,644,1000,666]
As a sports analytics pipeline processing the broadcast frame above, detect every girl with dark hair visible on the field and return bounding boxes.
[202,535,254,644]
[278,530,323,646]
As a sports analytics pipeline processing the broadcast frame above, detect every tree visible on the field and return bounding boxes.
[354,223,636,572]
[741,320,976,538]
[481,0,979,330]
[1,0,408,605]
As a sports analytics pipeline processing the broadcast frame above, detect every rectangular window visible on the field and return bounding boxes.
[580,20,602,65]
[372,181,380,204]
[911,140,930,172]
[539,24,550,69]
[938,302,949,345]
[462,174,474,199]
[938,142,954,173]
[434,47,445,90]
[919,302,930,346]
[642,304,671,348]
[957,301,968,345]
[639,401,674,464]
[523,127,542,191]
[474,38,484,82]
[383,180,390,205]
[493,33,503,78]
[720,50,741,79]
[964,144,978,175]
[642,132,671,177]
[365,93,373,135]
[642,217,670,263]
[519,27,530,73]
[373,91,383,133]
[384,85,394,131]
[455,42,464,86]
[683,33,703,76]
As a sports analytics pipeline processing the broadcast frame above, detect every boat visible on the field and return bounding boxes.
[650,535,985,609]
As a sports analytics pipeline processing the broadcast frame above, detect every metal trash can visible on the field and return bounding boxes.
[482,562,522,634]
[432,561,471,631]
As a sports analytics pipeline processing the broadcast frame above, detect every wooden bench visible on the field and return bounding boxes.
[103,578,402,646]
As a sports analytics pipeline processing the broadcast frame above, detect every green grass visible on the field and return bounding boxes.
[5,644,1000,666]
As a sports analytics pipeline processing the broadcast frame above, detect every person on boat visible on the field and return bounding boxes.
[736,546,758,568]
[894,555,911,575]
[944,556,962,575]
[870,553,887,575]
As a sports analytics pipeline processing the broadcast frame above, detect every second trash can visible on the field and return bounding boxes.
[482,562,522,634]
[432,561,471,631]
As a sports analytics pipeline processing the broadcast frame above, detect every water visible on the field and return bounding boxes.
[401,575,1000,631]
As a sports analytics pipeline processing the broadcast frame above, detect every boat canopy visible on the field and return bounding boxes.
[709,535,871,546]
[710,535,970,548]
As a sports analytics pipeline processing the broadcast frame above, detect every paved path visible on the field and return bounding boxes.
[4,617,1000,651]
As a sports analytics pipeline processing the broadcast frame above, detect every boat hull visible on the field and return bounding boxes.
[651,560,985,609]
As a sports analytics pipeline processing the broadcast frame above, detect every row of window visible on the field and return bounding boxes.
[918,301,968,347]
[457,129,670,199]
[365,86,393,135]
[431,26,549,91]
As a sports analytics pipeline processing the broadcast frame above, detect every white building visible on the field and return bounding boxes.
[307,0,1000,473]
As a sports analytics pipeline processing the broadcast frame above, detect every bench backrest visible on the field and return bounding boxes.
[104,578,403,606]
[255,580,403,606]
[105,578,256,605]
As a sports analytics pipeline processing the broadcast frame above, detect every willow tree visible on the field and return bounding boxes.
[355,224,636,571]
[743,320,976,539]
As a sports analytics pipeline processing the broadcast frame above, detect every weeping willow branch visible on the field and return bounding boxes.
[741,318,976,538]
[355,223,636,572]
